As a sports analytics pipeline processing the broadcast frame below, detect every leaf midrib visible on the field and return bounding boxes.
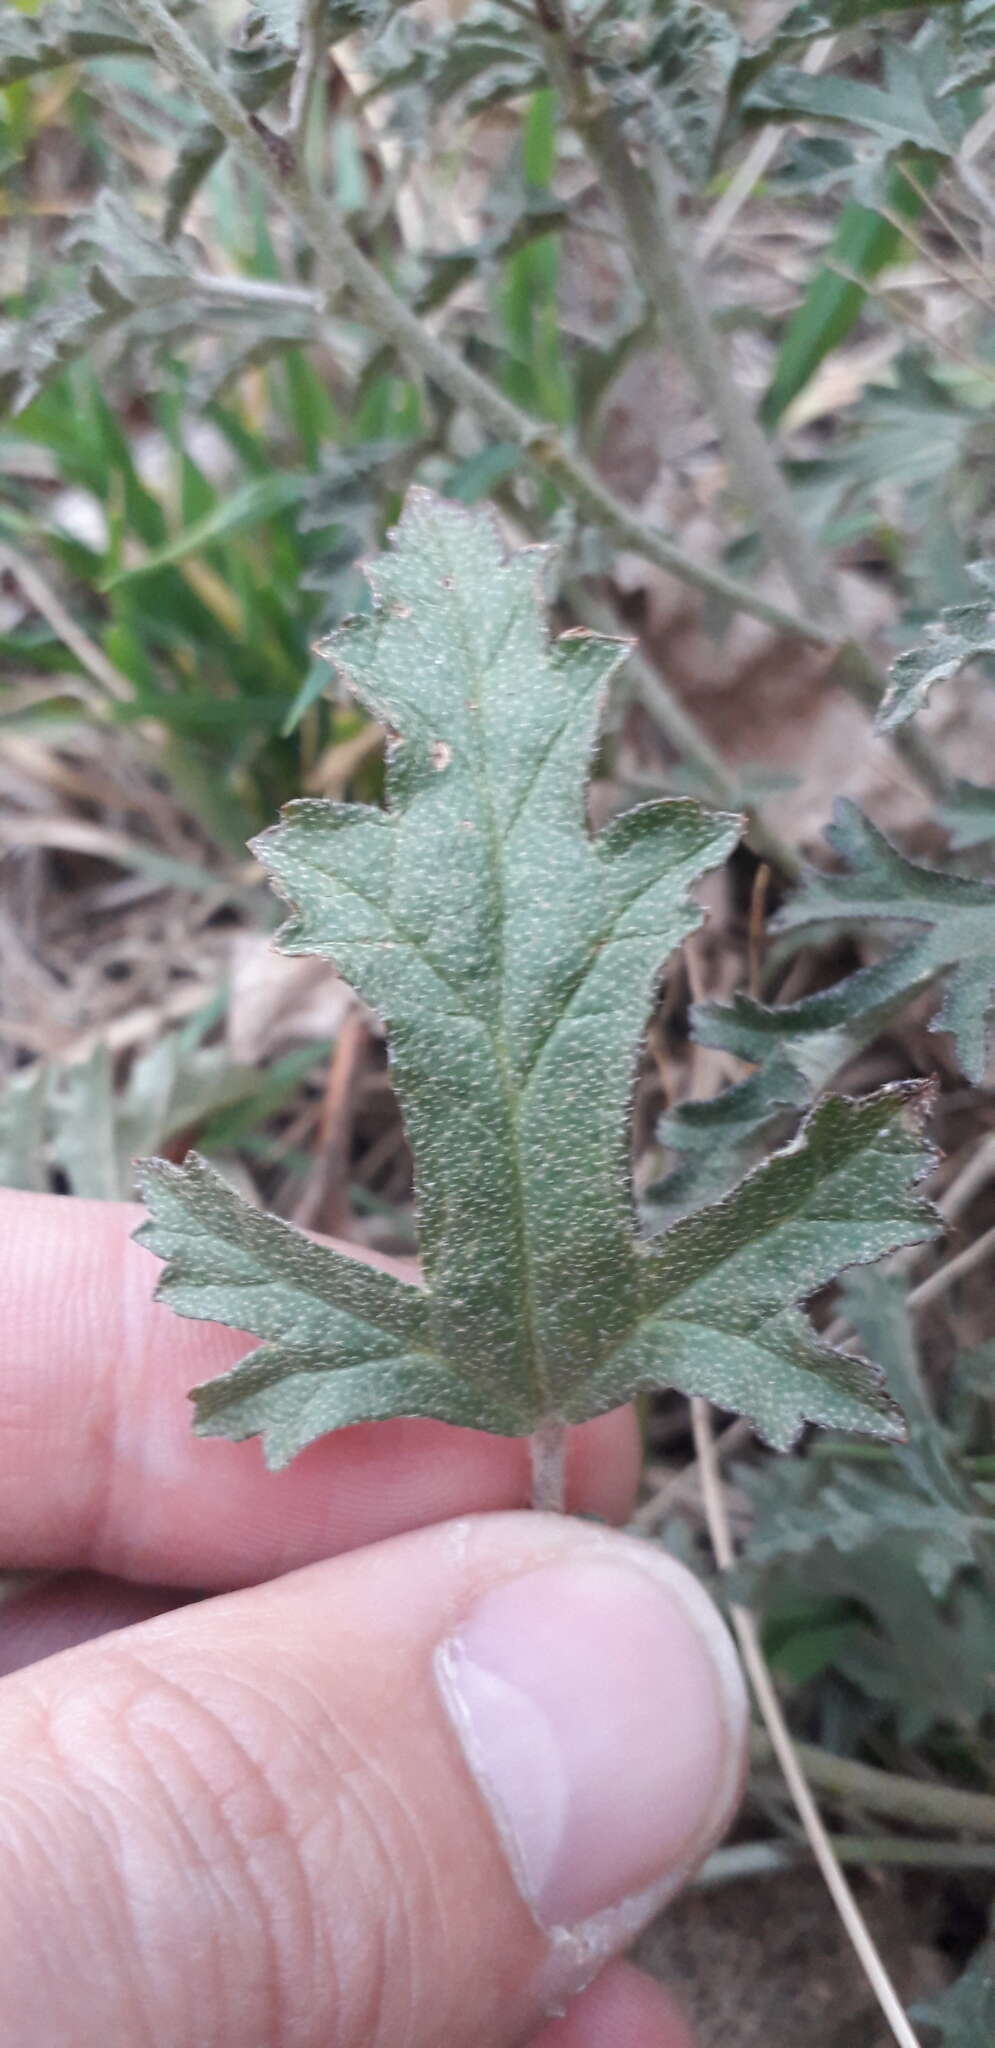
[426,529,555,1417]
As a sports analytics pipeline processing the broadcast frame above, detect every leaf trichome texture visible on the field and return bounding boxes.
[137,490,936,1466]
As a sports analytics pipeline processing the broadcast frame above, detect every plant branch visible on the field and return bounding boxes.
[907,1222,995,1312]
[287,0,326,155]
[698,1835,995,1886]
[699,36,837,260]
[119,0,841,645]
[691,1396,922,2048]
[750,1729,995,1839]
[534,8,830,622]
[121,0,952,805]
[569,106,835,633]
[939,1131,995,1225]
[534,9,948,802]
[190,269,322,312]
[568,588,802,879]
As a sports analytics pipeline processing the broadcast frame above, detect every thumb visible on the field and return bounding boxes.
[1,1511,747,2047]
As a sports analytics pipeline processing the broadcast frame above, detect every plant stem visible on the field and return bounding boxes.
[529,1417,568,1512]
[907,1222,995,1311]
[287,0,325,156]
[119,0,837,646]
[698,36,837,260]
[750,1729,995,1839]
[571,587,802,879]
[124,0,951,807]
[697,1835,995,1887]
[691,1397,922,2048]
[576,114,835,633]
[536,8,948,801]
[0,543,134,705]
[190,270,322,312]
[938,1130,995,1223]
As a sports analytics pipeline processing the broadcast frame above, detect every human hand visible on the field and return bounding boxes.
[1,1190,747,2048]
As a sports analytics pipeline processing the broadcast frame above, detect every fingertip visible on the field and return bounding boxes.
[532,1960,696,2048]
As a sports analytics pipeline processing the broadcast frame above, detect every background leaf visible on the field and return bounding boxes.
[773,801,995,1081]
[913,1942,995,2045]
[878,560,995,731]
[0,1066,47,1193]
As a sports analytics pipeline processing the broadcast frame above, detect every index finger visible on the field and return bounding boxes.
[1,1191,640,1587]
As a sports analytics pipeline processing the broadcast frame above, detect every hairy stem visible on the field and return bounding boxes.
[529,1418,568,1513]
[190,270,322,312]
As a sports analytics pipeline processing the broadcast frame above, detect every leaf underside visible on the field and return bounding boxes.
[137,491,936,1466]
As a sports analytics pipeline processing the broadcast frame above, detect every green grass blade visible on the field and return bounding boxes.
[102,474,311,588]
[762,153,937,426]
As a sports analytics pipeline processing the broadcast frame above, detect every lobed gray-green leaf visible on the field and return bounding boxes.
[773,800,995,1081]
[138,492,938,1465]
[877,561,995,733]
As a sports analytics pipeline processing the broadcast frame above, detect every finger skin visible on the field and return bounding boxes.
[0,1514,745,2048]
[532,1962,695,2048]
[1,1191,640,1585]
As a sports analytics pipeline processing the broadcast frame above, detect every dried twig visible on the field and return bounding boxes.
[293,1006,369,1233]
[699,36,836,260]
[907,1222,995,1312]
[936,1130,995,1224]
[691,1395,923,2048]
[632,1414,752,1532]
[0,543,134,706]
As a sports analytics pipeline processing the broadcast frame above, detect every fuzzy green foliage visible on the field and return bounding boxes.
[138,493,937,1466]
[646,946,938,1225]
[741,1270,995,1740]
[772,801,995,1082]
[0,1067,47,1194]
[914,1941,995,2046]
[878,561,995,733]
[0,1025,323,1202]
